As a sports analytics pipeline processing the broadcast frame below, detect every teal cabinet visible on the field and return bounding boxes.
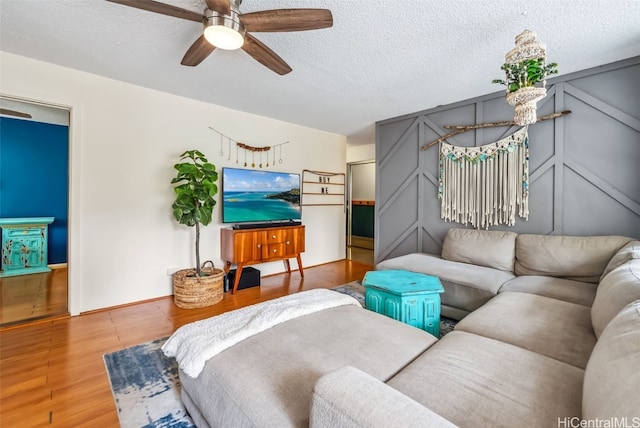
[363,270,444,337]
[0,217,54,277]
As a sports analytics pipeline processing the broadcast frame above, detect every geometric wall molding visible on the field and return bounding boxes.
[375,56,640,263]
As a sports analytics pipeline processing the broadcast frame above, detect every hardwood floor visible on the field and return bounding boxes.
[347,246,374,265]
[0,267,69,327]
[0,259,372,427]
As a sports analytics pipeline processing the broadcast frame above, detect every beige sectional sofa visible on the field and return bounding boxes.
[179,230,640,427]
[376,229,632,319]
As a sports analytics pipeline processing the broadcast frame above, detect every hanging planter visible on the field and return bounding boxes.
[506,86,547,126]
[492,30,558,125]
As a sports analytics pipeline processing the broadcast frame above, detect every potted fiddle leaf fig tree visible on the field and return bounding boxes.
[171,149,224,308]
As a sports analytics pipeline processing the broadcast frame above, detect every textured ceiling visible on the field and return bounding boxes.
[1,0,639,145]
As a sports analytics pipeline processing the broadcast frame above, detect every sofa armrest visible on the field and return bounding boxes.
[310,366,456,428]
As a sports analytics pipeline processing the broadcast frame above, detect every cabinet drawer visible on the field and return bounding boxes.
[262,243,286,259]
[261,230,286,244]
[4,227,43,238]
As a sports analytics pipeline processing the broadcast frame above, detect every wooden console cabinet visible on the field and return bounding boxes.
[221,225,305,294]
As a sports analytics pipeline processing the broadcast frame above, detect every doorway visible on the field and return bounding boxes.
[0,97,70,327]
[346,161,375,265]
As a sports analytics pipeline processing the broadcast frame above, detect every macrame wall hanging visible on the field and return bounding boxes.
[421,110,571,230]
[438,127,529,229]
[208,126,290,168]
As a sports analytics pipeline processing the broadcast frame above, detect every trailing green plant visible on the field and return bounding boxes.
[492,58,558,92]
[171,150,218,277]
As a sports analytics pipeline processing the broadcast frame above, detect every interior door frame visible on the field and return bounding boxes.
[0,94,73,322]
[346,160,375,249]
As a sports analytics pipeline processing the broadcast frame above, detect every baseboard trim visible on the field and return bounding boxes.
[48,263,68,269]
[79,295,171,316]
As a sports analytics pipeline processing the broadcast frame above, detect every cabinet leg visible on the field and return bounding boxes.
[224,261,231,274]
[232,264,243,294]
[284,259,291,273]
[296,254,304,278]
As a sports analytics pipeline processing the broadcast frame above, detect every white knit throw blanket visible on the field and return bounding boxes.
[162,289,361,378]
[438,127,529,229]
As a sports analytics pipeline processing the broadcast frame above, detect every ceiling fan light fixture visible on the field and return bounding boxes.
[204,9,245,50]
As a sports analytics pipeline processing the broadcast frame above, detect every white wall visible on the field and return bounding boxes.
[351,162,376,201]
[0,52,347,314]
[346,143,375,163]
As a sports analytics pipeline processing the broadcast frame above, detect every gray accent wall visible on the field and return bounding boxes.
[375,56,640,263]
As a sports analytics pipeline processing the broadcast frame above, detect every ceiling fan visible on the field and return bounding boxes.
[106,0,333,75]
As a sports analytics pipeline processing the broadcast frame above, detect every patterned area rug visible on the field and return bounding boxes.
[104,283,457,427]
[103,337,194,428]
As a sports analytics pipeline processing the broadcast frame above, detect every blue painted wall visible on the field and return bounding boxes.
[0,117,69,264]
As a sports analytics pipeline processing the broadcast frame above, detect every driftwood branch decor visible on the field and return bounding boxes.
[421,110,571,151]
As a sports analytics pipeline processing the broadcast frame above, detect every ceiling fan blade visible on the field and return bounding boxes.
[106,0,204,23]
[241,9,333,32]
[242,34,292,75]
[181,35,216,66]
[205,0,231,16]
[0,108,32,119]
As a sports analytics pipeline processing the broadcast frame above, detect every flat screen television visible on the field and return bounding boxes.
[222,167,301,224]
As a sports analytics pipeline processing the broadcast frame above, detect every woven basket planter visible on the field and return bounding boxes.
[172,261,224,309]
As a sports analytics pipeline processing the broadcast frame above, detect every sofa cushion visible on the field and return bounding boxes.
[441,228,517,271]
[377,253,515,316]
[376,253,514,295]
[600,240,640,281]
[499,275,597,307]
[454,291,596,368]
[387,331,584,428]
[179,305,437,428]
[591,259,640,338]
[439,280,495,319]
[583,301,640,421]
[514,234,631,283]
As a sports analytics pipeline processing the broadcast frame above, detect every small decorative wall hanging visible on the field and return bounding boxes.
[492,30,558,125]
[438,127,529,229]
[208,126,290,168]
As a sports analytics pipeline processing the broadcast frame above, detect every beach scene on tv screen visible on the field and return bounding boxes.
[223,168,301,223]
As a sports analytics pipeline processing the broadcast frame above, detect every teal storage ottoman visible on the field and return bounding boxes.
[363,270,444,337]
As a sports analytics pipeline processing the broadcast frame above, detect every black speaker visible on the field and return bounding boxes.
[224,267,261,292]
